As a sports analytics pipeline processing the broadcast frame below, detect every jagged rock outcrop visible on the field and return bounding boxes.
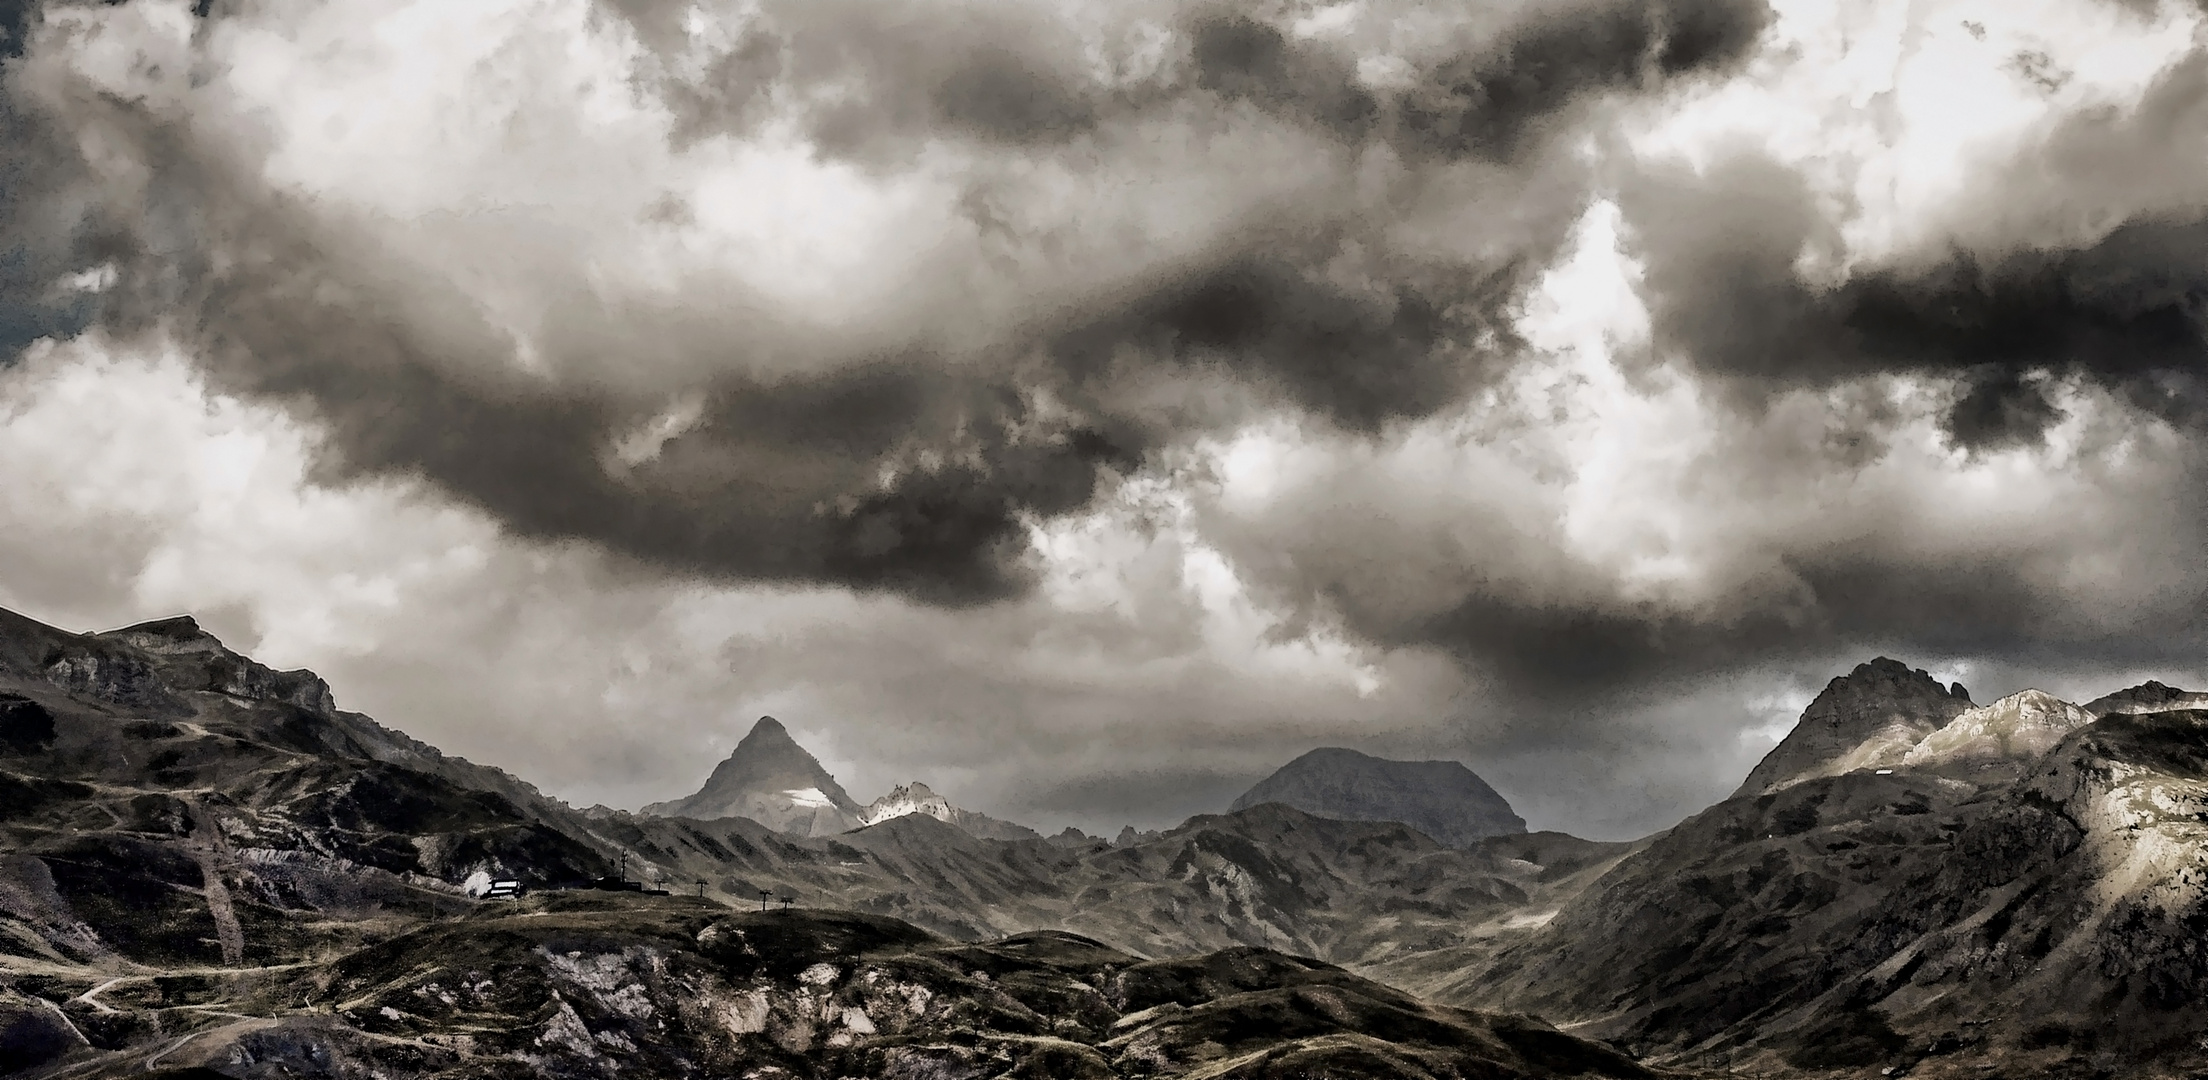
[1229,747,1525,848]
[1734,657,1973,798]
[1900,688,2092,781]
[857,780,1041,841]
[640,716,865,836]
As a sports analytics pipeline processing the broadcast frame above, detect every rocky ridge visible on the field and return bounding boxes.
[1418,675,2208,1078]
[857,781,1042,842]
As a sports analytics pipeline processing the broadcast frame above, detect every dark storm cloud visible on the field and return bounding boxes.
[179,229,1130,604]
[1401,544,2208,716]
[1051,244,1528,433]
[1173,0,1773,163]
[0,0,1781,608]
[1185,14,1379,142]
[1390,0,1772,160]
[634,0,1772,163]
[17,0,2208,819]
[1623,49,2208,449]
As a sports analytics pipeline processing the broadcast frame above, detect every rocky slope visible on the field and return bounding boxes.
[1228,747,1526,847]
[639,717,865,836]
[1733,657,1973,798]
[2085,679,2208,715]
[1900,688,2092,782]
[858,781,1042,842]
[10,892,1655,1080]
[1426,673,2208,1078]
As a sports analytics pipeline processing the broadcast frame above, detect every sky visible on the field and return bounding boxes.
[2,0,2206,840]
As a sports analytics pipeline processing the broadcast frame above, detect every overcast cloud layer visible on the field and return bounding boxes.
[2,0,2207,839]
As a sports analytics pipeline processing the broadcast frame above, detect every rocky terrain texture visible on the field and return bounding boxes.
[17,601,2208,1078]
[7,892,1655,1080]
[2084,679,2208,715]
[858,781,1042,842]
[1418,670,2208,1079]
[1228,748,1527,848]
[639,717,865,836]
[0,605,1654,1078]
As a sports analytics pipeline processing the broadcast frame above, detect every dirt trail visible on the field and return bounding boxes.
[186,799,245,966]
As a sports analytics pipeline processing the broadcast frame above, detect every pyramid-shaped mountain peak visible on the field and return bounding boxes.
[640,716,863,835]
[740,714,796,745]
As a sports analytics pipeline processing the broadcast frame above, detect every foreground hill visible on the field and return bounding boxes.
[8,893,1656,1080]
[1417,665,2208,1078]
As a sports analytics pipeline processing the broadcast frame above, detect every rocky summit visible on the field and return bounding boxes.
[1732,656,1973,798]
[639,716,865,836]
[1229,747,1525,848]
[857,781,1041,842]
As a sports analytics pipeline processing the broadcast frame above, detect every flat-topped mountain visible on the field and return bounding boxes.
[1229,747,1525,847]
[639,715,865,835]
[1733,657,1973,797]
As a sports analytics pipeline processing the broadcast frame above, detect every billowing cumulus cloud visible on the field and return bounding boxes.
[2,0,2208,838]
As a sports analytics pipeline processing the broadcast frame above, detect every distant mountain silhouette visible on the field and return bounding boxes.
[640,716,864,835]
[1230,747,1525,847]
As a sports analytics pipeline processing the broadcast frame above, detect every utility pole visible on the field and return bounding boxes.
[758,889,769,913]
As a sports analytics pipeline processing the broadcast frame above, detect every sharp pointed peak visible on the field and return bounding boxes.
[738,716,798,744]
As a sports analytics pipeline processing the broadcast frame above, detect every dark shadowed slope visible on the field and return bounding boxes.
[1229,747,1526,847]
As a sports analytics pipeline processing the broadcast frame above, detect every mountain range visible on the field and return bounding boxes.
[7,603,2208,1078]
